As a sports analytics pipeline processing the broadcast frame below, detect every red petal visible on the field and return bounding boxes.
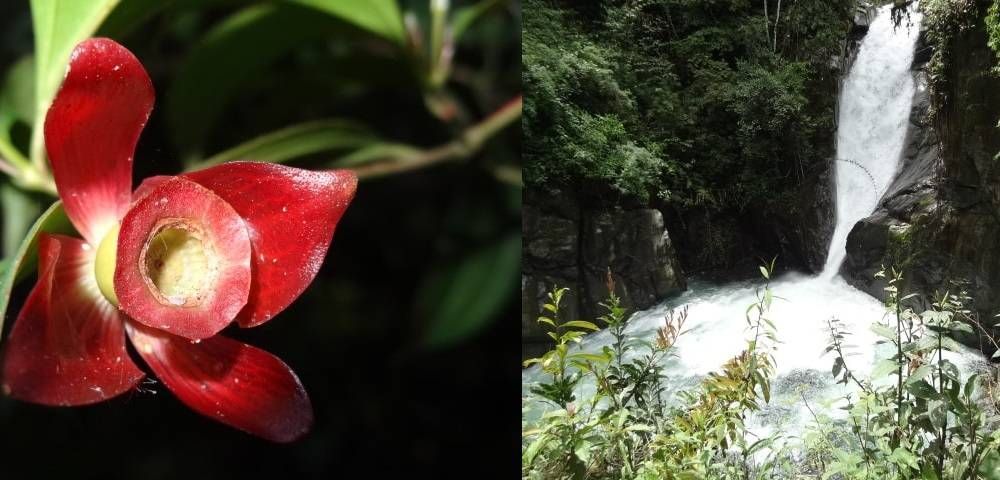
[44,38,154,245]
[132,175,171,202]
[185,162,357,327]
[126,322,313,442]
[116,176,252,340]
[1,234,144,406]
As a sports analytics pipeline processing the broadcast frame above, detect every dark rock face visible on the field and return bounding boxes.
[842,19,1000,352]
[580,209,686,319]
[522,189,686,360]
[772,161,837,272]
[842,68,940,296]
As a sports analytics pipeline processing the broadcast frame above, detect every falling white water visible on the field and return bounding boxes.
[523,6,983,436]
[821,8,922,277]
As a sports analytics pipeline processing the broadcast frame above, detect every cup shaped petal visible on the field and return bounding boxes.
[116,177,251,340]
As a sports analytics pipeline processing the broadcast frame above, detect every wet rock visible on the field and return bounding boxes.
[843,18,1000,353]
[522,189,687,360]
[580,208,686,319]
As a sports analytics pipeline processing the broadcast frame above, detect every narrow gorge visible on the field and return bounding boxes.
[524,1,999,434]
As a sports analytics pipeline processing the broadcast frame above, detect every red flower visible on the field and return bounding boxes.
[0,38,357,442]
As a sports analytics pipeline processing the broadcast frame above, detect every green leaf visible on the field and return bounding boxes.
[0,201,73,333]
[965,373,979,398]
[570,353,608,363]
[1,183,44,257]
[906,379,938,400]
[979,450,1000,479]
[452,0,505,41]
[0,57,35,168]
[562,320,599,331]
[0,56,36,125]
[523,434,548,465]
[289,0,405,46]
[331,143,422,168]
[951,321,974,334]
[30,0,121,162]
[871,323,896,341]
[871,358,898,379]
[758,265,769,280]
[166,3,346,160]
[928,399,947,429]
[889,447,919,470]
[419,232,520,348]
[907,365,934,385]
[97,0,174,38]
[198,119,377,168]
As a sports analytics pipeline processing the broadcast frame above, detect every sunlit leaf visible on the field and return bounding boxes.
[870,323,896,341]
[0,201,73,333]
[905,379,938,400]
[907,365,934,385]
[418,232,520,348]
[197,119,377,168]
[562,320,599,331]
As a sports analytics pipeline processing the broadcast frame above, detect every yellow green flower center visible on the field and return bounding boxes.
[141,221,218,307]
[95,224,120,306]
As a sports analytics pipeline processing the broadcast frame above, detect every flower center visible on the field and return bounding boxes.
[140,220,218,307]
[95,224,121,306]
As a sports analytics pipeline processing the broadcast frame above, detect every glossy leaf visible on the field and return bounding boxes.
[290,0,405,46]
[0,201,73,332]
[29,0,121,162]
[0,56,36,125]
[0,57,35,168]
[1,183,44,257]
[563,320,599,331]
[198,119,376,168]
[418,232,520,348]
[167,3,343,160]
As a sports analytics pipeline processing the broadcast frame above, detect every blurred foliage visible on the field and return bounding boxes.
[0,0,520,476]
[523,0,855,206]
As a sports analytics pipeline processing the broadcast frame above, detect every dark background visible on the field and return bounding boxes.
[0,1,521,477]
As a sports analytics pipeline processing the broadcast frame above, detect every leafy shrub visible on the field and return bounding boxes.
[521,265,1000,479]
[523,0,852,206]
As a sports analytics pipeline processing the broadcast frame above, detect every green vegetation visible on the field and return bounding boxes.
[522,266,1000,479]
[523,0,855,205]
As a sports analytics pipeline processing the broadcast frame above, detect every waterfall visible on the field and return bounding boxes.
[523,5,980,435]
[821,9,922,277]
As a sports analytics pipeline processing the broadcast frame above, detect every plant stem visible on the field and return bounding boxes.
[351,95,521,180]
[938,330,945,477]
[896,298,904,443]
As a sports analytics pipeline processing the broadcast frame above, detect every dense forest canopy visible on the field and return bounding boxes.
[524,0,858,206]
